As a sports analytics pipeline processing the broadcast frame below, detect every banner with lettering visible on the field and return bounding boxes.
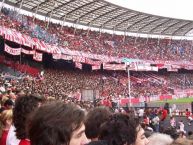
[33,51,43,62]
[4,44,21,55]
[21,49,35,55]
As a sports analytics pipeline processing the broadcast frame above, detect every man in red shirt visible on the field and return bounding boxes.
[161,108,168,121]
[186,108,193,126]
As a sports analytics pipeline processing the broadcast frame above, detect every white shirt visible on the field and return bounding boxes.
[179,122,185,132]
[0,86,5,92]
[6,125,20,145]
[138,109,144,117]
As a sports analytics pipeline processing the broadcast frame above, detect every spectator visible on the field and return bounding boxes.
[6,94,44,145]
[170,138,193,145]
[147,133,173,145]
[95,113,149,145]
[85,106,112,141]
[27,102,88,145]
[0,109,13,145]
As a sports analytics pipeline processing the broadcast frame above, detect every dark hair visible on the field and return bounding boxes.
[163,127,179,140]
[13,95,43,139]
[99,113,140,145]
[4,99,14,106]
[85,106,112,139]
[28,102,85,145]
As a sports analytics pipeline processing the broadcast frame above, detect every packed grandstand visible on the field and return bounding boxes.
[1,0,193,145]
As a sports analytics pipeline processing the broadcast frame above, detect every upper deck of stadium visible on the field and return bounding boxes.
[2,0,193,36]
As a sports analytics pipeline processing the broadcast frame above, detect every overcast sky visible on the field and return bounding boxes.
[106,0,193,21]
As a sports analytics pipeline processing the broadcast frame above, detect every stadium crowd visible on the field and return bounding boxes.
[0,6,193,145]
[0,7,193,62]
[0,66,173,100]
[0,78,193,145]
[1,61,193,101]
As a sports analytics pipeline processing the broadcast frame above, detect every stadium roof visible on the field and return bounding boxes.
[3,0,193,36]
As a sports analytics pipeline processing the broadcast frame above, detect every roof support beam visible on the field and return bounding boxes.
[32,0,52,11]
[88,7,119,25]
[172,22,192,35]
[101,10,129,26]
[47,0,77,16]
[137,18,160,32]
[0,0,6,11]
[161,21,181,34]
[114,13,140,28]
[63,0,97,16]
[183,25,193,36]
[74,4,108,23]
[18,0,24,14]
[149,19,170,33]
[126,15,150,31]
[33,2,40,21]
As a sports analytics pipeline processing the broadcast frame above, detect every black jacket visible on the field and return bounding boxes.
[87,140,108,145]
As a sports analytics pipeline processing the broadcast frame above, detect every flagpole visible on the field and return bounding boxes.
[127,66,132,108]
[19,44,21,64]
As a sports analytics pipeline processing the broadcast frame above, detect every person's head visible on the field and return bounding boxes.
[187,131,193,140]
[13,94,43,139]
[28,102,88,145]
[4,99,14,109]
[9,92,16,100]
[163,127,179,140]
[148,133,173,145]
[170,138,193,145]
[0,109,13,126]
[85,106,112,141]
[99,113,149,145]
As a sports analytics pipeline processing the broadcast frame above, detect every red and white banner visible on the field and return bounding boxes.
[52,54,73,60]
[167,66,178,72]
[75,62,82,69]
[73,56,85,63]
[12,31,25,45]
[171,64,182,69]
[184,65,193,70]
[21,49,35,55]
[92,65,101,70]
[136,65,158,71]
[4,44,21,55]
[103,63,126,70]
[85,58,101,66]
[33,38,47,52]
[61,54,72,60]
[33,51,43,62]
[22,34,34,48]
